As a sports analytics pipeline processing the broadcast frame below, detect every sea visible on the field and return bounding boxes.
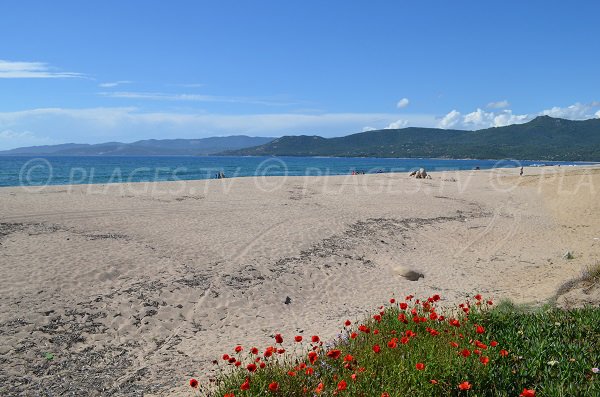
[0,155,596,188]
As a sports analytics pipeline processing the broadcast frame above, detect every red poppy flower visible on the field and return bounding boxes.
[427,328,440,336]
[344,320,351,326]
[432,294,441,301]
[344,354,354,362]
[401,336,409,344]
[287,371,296,377]
[460,349,471,357]
[475,325,485,334]
[277,348,285,354]
[260,361,266,368]
[381,393,390,397]
[337,380,347,391]
[306,367,314,375]
[247,363,257,372]
[430,379,438,384]
[326,349,342,359]
[480,356,490,365]
[387,340,397,349]
[416,362,425,370]
[240,378,250,390]
[490,340,498,347]
[474,294,482,301]
[234,361,242,367]
[250,347,259,355]
[450,341,459,348]
[458,381,472,390]
[308,351,318,364]
[500,349,508,357]
[189,378,199,388]
[519,388,536,397]
[294,335,303,342]
[390,298,396,304]
[487,300,493,305]
[222,354,230,361]
[234,345,243,353]
[275,334,283,344]
[373,314,382,322]
[373,344,381,353]
[350,332,358,339]
[315,383,324,394]
[399,302,408,310]
[311,335,320,343]
[268,382,279,392]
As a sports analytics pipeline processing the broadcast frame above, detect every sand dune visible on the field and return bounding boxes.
[1,166,598,396]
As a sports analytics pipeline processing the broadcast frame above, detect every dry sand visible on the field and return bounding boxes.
[1,165,599,396]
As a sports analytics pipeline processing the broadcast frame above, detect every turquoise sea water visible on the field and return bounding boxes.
[0,156,596,187]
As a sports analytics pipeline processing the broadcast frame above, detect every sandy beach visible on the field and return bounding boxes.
[1,166,599,396]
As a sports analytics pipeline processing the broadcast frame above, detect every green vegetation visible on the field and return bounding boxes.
[190,294,600,396]
[222,116,600,161]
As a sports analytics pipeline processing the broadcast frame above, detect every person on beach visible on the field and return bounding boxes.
[520,167,524,176]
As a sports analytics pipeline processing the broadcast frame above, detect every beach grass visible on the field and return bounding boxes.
[190,294,599,396]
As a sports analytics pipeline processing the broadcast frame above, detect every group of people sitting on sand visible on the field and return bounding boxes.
[408,168,432,179]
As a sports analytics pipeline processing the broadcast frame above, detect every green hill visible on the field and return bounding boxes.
[221,116,600,161]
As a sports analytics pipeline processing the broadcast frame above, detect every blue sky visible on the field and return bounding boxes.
[1,0,599,149]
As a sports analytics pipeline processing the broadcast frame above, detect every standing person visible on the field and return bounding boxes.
[520,166,524,176]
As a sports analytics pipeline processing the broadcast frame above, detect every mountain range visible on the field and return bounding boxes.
[0,136,275,156]
[2,116,600,161]
[222,116,600,161]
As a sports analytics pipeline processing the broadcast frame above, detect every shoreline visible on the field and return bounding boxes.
[2,160,599,190]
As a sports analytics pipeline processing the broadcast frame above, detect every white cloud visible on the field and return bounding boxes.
[438,110,462,129]
[385,119,409,129]
[492,110,529,127]
[99,91,300,107]
[0,59,83,78]
[487,100,510,109]
[98,80,132,88]
[438,101,600,130]
[362,126,376,132]
[0,129,53,148]
[396,98,410,108]
[440,108,530,130]
[540,102,600,120]
[463,108,495,129]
